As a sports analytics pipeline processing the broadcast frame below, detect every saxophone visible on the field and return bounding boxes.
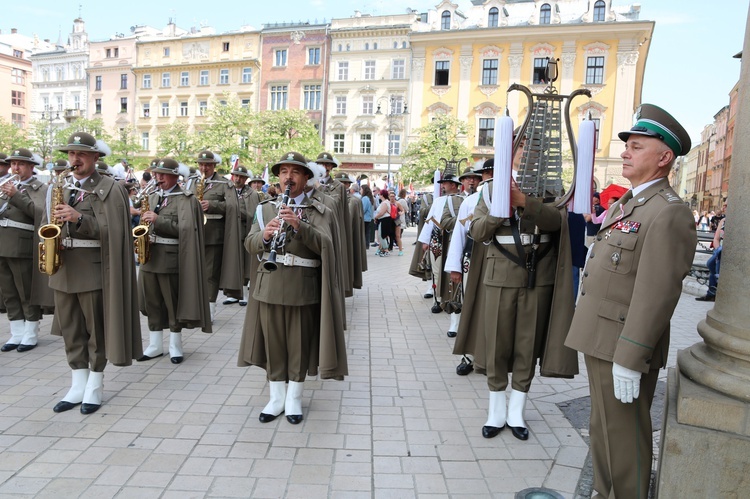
[38,166,75,276]
[196,173,207,224]
[132,179,157,265]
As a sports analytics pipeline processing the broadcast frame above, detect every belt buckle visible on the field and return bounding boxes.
[286,254,295,266]
[63,237,72,249]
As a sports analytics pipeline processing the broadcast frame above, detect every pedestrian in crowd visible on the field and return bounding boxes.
[136,158,211,364]
[710,202,726,231]
[140,170,152,191]
[693,209,700,226]
[361,184,375,247]
[697,213,725,302]
[566,104,697,498]
[584,192,605,246]
[698,210,710,231]
[0,148,53,353]
[374,188,395,256]
[390,191,406,256]
[49,131,142,415]
[237,151,347,425]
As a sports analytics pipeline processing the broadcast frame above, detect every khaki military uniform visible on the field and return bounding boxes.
[409,193,433,280]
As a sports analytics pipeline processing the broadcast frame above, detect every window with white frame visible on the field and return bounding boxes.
[161,72,171,87]
[161,101,169,117]
[592,118,601,146]
[270,85,288,110]
[362,95,374,115]
[441,11,451,30]
[338,61,349,81]
[95,98,101,113]
[593,0,606,22]
[242,67,252,84]
[303,84,321,110]
[533,58,547,84]
[121,74,128,89]
[120,97,127,113]
[388,133,401,155]
[333,133,345,154]
[199,70,209,86]
[143,102,150,117]
[364,61,376,80]
[74,94,81,109]
[163,47,170,57]
[180,101,188,116]
[540,4,552,24]
[11,68,24,85]
[275,49,287,67]
[308,47,320,65]
[241,98,251,109]
[335,96,347,115]
[179,71,188,86]
[478,118,495,146]
[360,134,372,154]
[56,96,63,110]
[143,74,151,88]
[141,132,149,150]
[390,96,404,114]
[488,7,499,27]
[482,59,498,85]
[435,61,450,86]
[198,100,208,116]
[219,69,229,85]
[586,56,604,84]
[392,59,405,79]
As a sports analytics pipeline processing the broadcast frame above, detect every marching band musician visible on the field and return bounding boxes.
[136,158,211,364]
[0,153,7,315]
[0,148,53,352]
[223,164,263,307]
[249,173,268,200]
[408,190,434,297]
[440,167,480,338]
[469,133,576,441]
[334,172,367,289]
[238,151,347,425]
[188,150,243,322]
[49,132,141,415]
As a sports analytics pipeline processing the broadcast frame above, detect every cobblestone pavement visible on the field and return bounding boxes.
[0,226,711,498]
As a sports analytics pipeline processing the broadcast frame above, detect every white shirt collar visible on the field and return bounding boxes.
[631,178,662,197]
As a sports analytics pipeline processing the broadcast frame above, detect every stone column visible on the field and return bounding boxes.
[657,6,750,497]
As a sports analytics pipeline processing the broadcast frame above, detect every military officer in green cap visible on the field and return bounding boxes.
[565,104,697,498]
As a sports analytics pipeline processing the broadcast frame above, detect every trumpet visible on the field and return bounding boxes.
[263,183,292,272]
[0,174,21,200]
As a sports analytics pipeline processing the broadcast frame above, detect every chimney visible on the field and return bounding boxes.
[11,28,18,34]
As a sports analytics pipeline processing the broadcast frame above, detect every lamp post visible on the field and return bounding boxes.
[39,106,61,163]
[376,96,408,190]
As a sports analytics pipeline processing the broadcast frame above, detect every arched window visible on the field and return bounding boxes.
[402,41,407,48]
[338,44,342,52]
[441,11,451,30]
[593,0,606,22]
[393,41,398,49]
[540,3,551,24]
[365,43,369,50]
[488,7,499,27]
[373,42,378,50]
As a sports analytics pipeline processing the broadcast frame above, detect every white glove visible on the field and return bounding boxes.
[612,362,641,404]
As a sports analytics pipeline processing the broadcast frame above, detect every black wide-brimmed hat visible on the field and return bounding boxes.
[249,174,265,184]
[334,172,353,184]
[458,166,482,180]
[0,153,8,165]
[315,152,339,167]
[152,158,181,175]
[272,151,313,178]
[231,165,251,178]
[56,132,109,157]
[95,160,112,176]
[437,173,461,185]
[618,104,691,156]
[196,150,220,164]
[7,148,42,166]
[52,159,71,172]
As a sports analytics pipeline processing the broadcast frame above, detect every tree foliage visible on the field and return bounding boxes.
[198,94,254,172]
[110,125,141,162]
[0,118,29,153]
[157,122,195,164]
[247,109,322,173]
[400,114,473,186]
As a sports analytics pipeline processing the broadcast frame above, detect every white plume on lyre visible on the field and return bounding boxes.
[177,163,191,179]
[307,161,326,187]
[95,139,112,157]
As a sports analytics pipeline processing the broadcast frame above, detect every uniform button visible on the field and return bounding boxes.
[646,359,651,364]
[581,291,585,296]
[583,272,588,277]
[617,241,622,246]
[597,235,602,241]
[619,315,625,321]
[590,252,595,258]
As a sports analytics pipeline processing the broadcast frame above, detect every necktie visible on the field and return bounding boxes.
[68,181,81,206]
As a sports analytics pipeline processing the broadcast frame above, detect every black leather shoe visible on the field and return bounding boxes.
[259,411,283,423]
[509,425,529,441]
[170,356,183,364]
[447,330,457,338]
[286,414,303,425]
[80,403,101,415]
[137,353,163,362]
[456,358,473,376]
[482,425,505,438]
[423,292,433,299]
[1,343,18,352]
[695,294,715,302]
[431,304,443,314]
[239,300,247,306]
[16,344,37,352]
[222,298,239,305]
[53,400,81,413]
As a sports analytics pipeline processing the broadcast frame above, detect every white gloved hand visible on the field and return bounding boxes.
[612,362,641,404]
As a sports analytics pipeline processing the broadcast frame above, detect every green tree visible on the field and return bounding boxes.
[27,119,61,162]
[110,125,141,163]
[247,109,322,173]
[199,94,254,172]
[51,118,112,160]
[400,114,473,185]
[157,122,195,163]
[0,118,29,153]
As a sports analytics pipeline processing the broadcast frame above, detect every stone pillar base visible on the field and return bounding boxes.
[657,368,750,498]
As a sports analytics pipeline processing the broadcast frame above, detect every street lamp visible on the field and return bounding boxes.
[39,106,61,163]
[376,96,408,190]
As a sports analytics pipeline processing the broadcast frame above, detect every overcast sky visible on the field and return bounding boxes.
[4,0,747,142]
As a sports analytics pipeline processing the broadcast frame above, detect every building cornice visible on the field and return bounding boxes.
[132,59,260,72]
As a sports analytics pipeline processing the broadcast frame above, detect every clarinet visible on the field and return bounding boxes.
[263,183,292,272]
